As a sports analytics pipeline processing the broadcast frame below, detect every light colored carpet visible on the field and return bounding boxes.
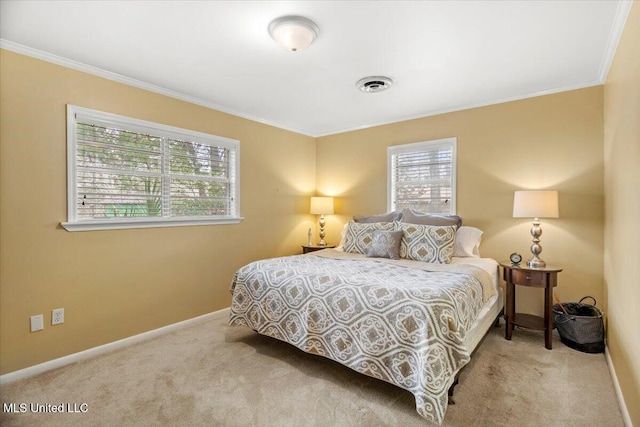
[0,311,624,426]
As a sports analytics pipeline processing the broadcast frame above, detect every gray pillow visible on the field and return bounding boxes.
[353,211,402,223]
[401,208,462,228]
[366,230,403,260]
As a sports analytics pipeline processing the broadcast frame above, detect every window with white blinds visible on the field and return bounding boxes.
[387,138,457,214]
[62,105,241,231]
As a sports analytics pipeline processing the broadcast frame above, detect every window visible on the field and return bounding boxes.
[387,137,457,214]
[62,105,241,231]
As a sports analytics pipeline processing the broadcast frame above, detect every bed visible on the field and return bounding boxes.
[229,218,503,424]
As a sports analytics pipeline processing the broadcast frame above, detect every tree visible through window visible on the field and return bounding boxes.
[63,105,241,231]
[387,138,457,214]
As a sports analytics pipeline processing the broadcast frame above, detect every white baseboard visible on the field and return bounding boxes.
[605,345,633,427]
[0,307,230,385]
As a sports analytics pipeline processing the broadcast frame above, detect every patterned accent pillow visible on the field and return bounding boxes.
[343,222,396,254]
[366,230,404,260]
[397,223,457,263]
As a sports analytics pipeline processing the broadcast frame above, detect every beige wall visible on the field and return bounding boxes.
[0,50,316,374]
[604,3,640,425]
[317,86,604,319]
[2,20,637,420]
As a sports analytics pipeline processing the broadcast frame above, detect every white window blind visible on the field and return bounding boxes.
[388,138,457,214]
[63,105,241,231]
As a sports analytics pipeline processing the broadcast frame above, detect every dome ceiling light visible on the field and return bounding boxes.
[268,16,319,52]
[356,76,393,93]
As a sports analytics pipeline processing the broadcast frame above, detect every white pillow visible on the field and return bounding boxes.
[453,226,483,257]
[336,223,349,251]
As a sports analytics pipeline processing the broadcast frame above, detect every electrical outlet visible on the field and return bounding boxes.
[52,308,64,325]
[30,314,44,332]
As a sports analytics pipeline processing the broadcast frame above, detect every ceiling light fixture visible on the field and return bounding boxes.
[268,16,319,52]
[356,76,393,93]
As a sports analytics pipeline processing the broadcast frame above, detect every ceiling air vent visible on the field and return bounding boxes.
[356,76,393,93]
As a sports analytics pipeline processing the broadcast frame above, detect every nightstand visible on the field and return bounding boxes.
[500,262,563,349]
[302,244,336,254]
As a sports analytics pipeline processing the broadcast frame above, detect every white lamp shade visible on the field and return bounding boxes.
[269,16,318,52]
[513,190,559,218]
[310,197,334,215]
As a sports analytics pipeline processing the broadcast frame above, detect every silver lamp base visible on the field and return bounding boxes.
[318,214,326,246]
[527,218,546,268]
[527,257,546,268]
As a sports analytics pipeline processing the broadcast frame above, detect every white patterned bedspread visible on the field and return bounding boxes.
[228,250,496,424]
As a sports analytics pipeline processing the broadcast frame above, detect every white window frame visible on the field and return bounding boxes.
[62,105,242,231]
[387,137,457,214]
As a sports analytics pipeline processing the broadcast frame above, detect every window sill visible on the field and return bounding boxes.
[61,216,244,232]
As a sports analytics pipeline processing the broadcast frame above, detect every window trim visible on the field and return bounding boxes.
[62,105,242,232]
[387,137,457,214]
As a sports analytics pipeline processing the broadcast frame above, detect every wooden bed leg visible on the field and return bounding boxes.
[448,378,459,405]
[494,309,504,327]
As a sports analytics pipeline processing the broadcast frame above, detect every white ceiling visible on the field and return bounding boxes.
[0,1,632,137]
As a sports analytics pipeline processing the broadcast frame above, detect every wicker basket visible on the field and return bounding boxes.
[553,296,604,353]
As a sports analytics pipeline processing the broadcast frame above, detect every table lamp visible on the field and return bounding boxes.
[310,196,334,246]
[513,190,559,268]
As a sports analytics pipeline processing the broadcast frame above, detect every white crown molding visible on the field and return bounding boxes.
[0,308,230,385]
[0,39,314,137]
[597,0,633,83]
[0,29,622,139]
